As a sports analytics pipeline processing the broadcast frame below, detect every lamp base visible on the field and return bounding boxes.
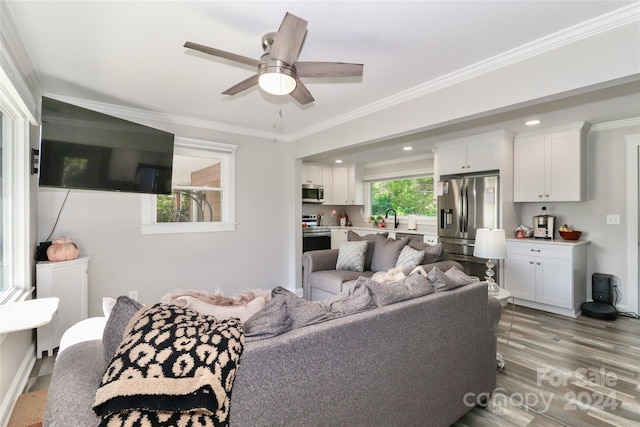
[487,280,501,295]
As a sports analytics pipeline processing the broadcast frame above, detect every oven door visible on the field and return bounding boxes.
[303,233,331,252]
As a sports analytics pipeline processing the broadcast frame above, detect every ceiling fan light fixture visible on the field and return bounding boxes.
[258,64,297,95]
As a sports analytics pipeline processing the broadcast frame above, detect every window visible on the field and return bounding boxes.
[140,137,237,234]
[0,73,34,303]
[370,176,436,217]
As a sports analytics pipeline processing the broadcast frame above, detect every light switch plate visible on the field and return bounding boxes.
[606,214,621,225]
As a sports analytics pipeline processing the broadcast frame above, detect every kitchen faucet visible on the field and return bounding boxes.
[385,208,399,229]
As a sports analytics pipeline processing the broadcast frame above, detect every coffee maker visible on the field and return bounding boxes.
[533,206,555,239]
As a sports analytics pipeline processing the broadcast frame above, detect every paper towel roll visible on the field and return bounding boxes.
[408,215,417,230]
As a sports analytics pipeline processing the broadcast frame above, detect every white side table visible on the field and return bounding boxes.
[0,298,59,334]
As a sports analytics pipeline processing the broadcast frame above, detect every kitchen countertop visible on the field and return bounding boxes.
[506,237,590,246]
[329,226,437,235]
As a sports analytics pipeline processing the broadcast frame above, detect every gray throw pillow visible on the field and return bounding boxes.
[348,230,389,270]
[408,238,445,264]
[244,292,292,340]
[273,286,337,329]
[428,266,477,291]
[395,245,425,269]
[324,280,376,316]
[102,296,143,363]
[336,241,368,272]
[370,235,410,272]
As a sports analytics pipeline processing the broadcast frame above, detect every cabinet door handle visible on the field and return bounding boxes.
[530,249,541,252]
[538,194,543,199]
[536,262,541,265]
[529,261,534,264]
[545,194,550,198]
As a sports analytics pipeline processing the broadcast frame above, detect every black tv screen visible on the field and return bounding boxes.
[39,97,174,194]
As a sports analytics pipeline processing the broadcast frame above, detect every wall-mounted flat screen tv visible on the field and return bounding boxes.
[39,97,174,194]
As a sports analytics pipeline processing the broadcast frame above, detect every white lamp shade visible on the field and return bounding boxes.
[474,228,507,259]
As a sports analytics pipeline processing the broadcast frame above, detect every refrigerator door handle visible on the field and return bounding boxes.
[462,182,469,233]
[458,182,464,232]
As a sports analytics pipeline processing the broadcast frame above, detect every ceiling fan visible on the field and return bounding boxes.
[184,12,364,105]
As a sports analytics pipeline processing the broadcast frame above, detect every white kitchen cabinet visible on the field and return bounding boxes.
[322,166,333,204]
[36,256,89,357]
[332,164,364,205]
[436,133,500,176]
[331,228,348,249]
[301,164,324,185]
[503,240,587,317]
[513,122,590,202]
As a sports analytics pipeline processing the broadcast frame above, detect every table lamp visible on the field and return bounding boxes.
[473,228,507,295]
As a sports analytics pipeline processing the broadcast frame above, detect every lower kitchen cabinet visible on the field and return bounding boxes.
[503,239,588,317]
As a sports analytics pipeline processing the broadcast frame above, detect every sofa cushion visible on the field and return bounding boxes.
[245,284,376,340]
[428,266,478,291]
[347,230,389,271]
[336,241,368,272]
[408,238,445,264]
[358,272,435,307]
[371,235,410,272]
[310,269,374,295]
[102,296,143,363]
[395,245,425,269]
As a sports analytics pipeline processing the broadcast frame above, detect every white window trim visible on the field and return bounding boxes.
[364,167,436,227]
[140,137,237,234]
[0,64,35,305]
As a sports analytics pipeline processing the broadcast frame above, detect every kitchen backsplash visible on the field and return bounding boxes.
[302,204,368,227]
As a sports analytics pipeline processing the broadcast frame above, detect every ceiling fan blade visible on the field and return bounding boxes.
[290,78,314,105]
[184,41,260,68]
[222,74,259,95]
[271,12,308,65]
[295,62,364,78]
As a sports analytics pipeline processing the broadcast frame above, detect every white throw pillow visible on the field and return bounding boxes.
[336,241,368,272]
[395,245,425,269]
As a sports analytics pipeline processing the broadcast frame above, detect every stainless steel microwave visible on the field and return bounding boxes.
[302,184,324,203]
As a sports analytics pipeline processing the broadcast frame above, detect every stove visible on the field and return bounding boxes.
[302,214,331,252]
[302,214,330,236]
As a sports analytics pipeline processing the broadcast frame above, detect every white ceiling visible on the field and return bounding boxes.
[5,1,640,164]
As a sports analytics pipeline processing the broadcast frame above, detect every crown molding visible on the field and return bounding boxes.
[290,4,640,142]
[590,117,640,132]
[46,94,291,142]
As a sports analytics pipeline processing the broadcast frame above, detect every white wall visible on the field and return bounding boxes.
[518,120,640,313]
[38,121,292,317]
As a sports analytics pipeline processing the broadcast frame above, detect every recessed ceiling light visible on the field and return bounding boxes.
[335,159,343,164]
[526,120,541,126]
[403,146,413,151]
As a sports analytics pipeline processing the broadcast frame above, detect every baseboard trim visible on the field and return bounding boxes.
[0,342,35,427]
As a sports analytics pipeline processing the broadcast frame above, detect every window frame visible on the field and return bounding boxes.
[140,137,237,234]
[364,167,437,228]
[0,65,34,305]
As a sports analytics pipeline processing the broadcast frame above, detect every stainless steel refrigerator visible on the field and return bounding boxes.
[437,174,500,281]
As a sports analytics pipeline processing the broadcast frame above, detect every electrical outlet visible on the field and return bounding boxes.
[606,214,621,225]
[128,290,138,301]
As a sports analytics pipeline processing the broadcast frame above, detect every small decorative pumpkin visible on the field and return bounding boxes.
[46,237,79,262]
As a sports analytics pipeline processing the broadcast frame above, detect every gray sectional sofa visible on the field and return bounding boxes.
[303,231,463,300]
[44,280,501,427]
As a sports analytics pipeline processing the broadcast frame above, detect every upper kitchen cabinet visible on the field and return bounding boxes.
[436,136,500,175]
[332,164,364,205]
[435,131,514,176]
[513,122,590,202]
[301,164,324,185]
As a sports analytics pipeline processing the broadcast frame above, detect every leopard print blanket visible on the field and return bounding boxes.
[93,303,245,427]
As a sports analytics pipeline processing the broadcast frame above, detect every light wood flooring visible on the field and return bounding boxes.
[24,305,639,426]
[454,304,640,427]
